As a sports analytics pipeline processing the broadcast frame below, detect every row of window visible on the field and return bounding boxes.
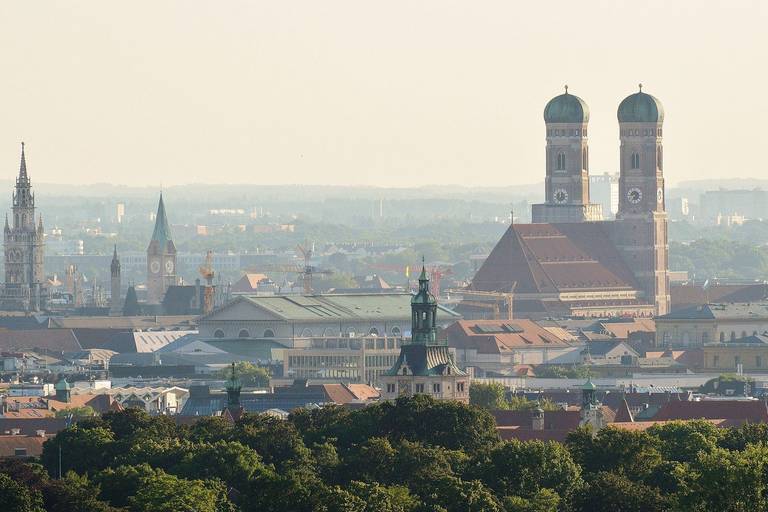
[661,329,762,345]
[627,148,663,170]
[554,148,589,171]
[621,128,662,137]
[385,381,466,394]
[711,355,763,368]
[547,128,587,137]
[213,326,403,339]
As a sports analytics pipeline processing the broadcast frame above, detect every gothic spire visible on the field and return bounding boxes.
[151,193,173,245]
[19,142,28,182]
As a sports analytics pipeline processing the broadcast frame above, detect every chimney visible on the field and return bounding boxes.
[531,406,545,431]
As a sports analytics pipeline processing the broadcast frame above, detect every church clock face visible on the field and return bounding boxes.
[627,187,643,204]
[657,187,664,204]
[553,188,568,204]
[150,260,160,274]
[165,260,175,274]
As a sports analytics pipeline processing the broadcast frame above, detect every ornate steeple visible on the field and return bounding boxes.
[225,362,242,409]
[411,257,439,345]
[18,142,28,182]
[111,245,121,276]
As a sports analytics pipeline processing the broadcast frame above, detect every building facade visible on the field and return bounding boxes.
[381,266,469,403]
[2,144,45,311]
[656,302,768,348]
[146,194,177,304]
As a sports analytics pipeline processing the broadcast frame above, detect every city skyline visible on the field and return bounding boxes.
[1,1,766,187]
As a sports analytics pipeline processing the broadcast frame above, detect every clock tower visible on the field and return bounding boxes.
[532,87,602,223]
[612,85,669,315]
[146,193,177,304]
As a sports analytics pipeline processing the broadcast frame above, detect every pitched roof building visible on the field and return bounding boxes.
[381,264,468,402]
[464,87,670,319]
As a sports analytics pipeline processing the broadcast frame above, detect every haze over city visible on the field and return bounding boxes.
[1,1,766,187]
[4,3,768,511]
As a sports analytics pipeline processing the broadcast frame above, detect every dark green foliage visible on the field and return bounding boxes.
[477,439,581,501]
[13,394,768,511]
[646,420,722,463]
[0,472,44,512]
[570,472,670,512]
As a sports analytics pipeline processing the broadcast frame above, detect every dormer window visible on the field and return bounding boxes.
[631,152,640,169]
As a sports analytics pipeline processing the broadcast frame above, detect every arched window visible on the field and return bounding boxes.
[556,153,566,171]
[301,328,313,337]
[582,147,588,170]
[368,327,379,337]
[631,152,640,169]
[263,329,275,338]
[213,329,225,339]
[391,326,402,337]
[701,332,710,344]
[238,329,250,338]
[657,146,663,170]
[730,331,736,341]
[323,327,336,337]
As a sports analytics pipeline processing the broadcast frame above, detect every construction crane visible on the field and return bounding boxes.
[244,243,333,295]
[198,251,216,313]
[428,266,453,300]
[295,243,333,294]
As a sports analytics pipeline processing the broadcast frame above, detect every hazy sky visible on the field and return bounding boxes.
[0,1,766,187]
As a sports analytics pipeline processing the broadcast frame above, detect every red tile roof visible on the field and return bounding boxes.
[0,329,81,353]
[0,434,48,458]
[471,223,640,294]
[447,319,573,354]
[652,400,768,423]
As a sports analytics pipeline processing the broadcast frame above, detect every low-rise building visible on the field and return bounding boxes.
[197,293,459,342]
[703,334,768,372]
[283,336,401,385]
[656,302,768,348]
[446,319,582,375]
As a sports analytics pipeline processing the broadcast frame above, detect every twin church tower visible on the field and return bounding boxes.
[470,86,670,317]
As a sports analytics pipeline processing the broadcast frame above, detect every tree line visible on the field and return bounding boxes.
[2,395,768,511]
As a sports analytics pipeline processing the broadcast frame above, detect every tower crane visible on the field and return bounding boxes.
[198,251,216,313]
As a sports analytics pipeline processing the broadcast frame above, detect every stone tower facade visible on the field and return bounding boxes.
[381,263,469,403]
[611,86,670,315]
[110,245,121,315]
[146,194,177,304]
[532,87,602,223]
[2,144,45,311]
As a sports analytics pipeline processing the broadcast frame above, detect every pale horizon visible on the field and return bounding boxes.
[1,1,766,188]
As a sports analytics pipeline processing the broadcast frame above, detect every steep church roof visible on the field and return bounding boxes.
[151,194,173,245]
[470,223,640,294]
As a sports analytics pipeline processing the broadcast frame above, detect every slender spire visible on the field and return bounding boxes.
[638,83,643,92]
[113,244,118,259]
[19,142,28,181]
[564,84,568,95]
[151,193,173,244]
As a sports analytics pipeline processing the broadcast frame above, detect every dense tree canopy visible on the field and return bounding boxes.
[4,398,768,511]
